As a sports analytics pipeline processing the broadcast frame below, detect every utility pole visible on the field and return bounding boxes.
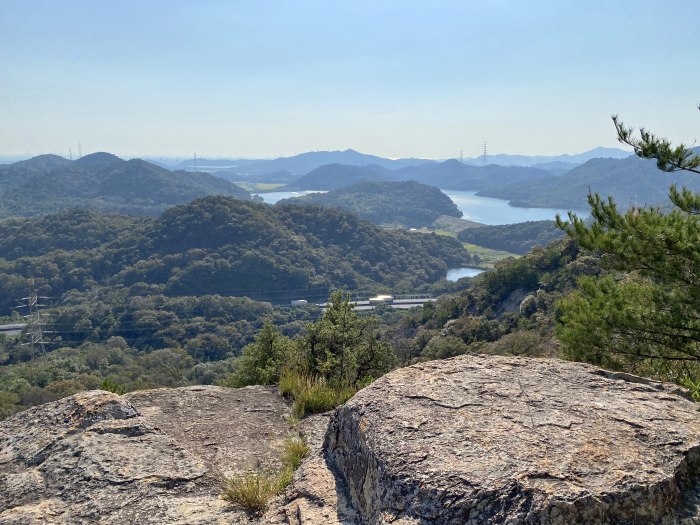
[16,279,49,357]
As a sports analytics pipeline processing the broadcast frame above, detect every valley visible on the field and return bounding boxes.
[3,4,699,522]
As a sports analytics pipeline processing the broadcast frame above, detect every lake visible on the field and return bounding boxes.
[254,190,326,204]
[446,267,486,281]
[442,190,588,225]
[256,188,588,226]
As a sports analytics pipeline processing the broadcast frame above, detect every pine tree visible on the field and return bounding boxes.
[305,290,394,386]
[556,107,700,383]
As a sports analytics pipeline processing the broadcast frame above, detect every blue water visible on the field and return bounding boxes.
[442,190,588,225]
[258,188,586,225]
[446,267,486,281]
[254,190,326,204]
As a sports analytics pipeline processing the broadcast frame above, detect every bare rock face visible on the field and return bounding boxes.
[326,355,700,525]
[0,385,293,524]
[3,357,700,525]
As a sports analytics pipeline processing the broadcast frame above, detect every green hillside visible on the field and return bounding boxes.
[457,220,565,255]
[0,153,251,217]
[0,197,474,313]
[278,180,462,227]
[281,163,387,191]
[478,155,700,209]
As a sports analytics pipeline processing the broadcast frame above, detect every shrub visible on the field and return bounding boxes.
[100,378,126,395]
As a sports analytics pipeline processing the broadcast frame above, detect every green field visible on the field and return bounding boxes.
[415,227,517,267]
[234,182,285,192]
[461,243,518,267]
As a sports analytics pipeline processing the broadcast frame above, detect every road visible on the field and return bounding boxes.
[317,298,437,311]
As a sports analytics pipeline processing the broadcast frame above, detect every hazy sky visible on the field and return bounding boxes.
[1,0,698,159]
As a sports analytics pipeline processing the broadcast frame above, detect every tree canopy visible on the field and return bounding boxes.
[278,180,462,228]
[557,107,700,386]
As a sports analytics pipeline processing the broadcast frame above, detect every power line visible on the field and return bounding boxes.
[15,278,50,357]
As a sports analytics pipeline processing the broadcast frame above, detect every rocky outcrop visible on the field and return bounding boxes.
[264,413,360,525]
[3,357,700,525]
[326,355,700,524]
[0,385,293,524]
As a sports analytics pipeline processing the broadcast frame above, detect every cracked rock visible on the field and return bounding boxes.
[326,355,700,524]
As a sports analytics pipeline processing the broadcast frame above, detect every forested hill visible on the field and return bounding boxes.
[392,160,555,191]
[457,220,565,255]
[477,154,700,209]
[278,180,462,227]
[0,196,474,311]
[282,160,555,192]
[281,164,387,191]
[0,153,250,218]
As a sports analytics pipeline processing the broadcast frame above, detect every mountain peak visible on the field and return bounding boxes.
[75,152,124,167]
[15,154,72,169]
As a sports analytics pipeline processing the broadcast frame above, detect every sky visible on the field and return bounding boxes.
[1,0,698,160]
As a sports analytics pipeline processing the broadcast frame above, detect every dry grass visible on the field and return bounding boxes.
[279,369,356,417]
[222,437,310,513]
[282,437,309,470]
[222,471,282,514]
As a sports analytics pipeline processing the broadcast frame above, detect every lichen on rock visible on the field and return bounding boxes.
[326,355,700,524]
[0,385,294,524]
[3,357,700,525]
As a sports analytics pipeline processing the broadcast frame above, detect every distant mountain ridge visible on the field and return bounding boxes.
[275,148,690,212]
[281,159,556,194]
[478,154,700,209]
[282,164,386,191]
[4,147,632,174]
[0,152,251,218]
[461,146,631,167]
[162,146,630,176]
[173,149,437,176]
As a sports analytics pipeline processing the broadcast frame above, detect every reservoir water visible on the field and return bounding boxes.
[446,267,486,281]
[254,190,326,204]
[258,189,587,225]
[255,189,578,283]
[441,190,588,225]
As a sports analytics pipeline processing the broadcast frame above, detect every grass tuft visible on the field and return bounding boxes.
[222,436,309,513]
[279,369,356,417]
[221,471,282,514]
[282,437,309,470]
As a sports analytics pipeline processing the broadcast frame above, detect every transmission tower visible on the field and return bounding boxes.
[17,279,50,356]
[482,142,488,165]
[78,143,82,159]
[460,149,463,164]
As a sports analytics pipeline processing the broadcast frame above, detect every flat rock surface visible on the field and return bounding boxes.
[4,357,700,525]
[326,355,700,524]
[0,385,293,524]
